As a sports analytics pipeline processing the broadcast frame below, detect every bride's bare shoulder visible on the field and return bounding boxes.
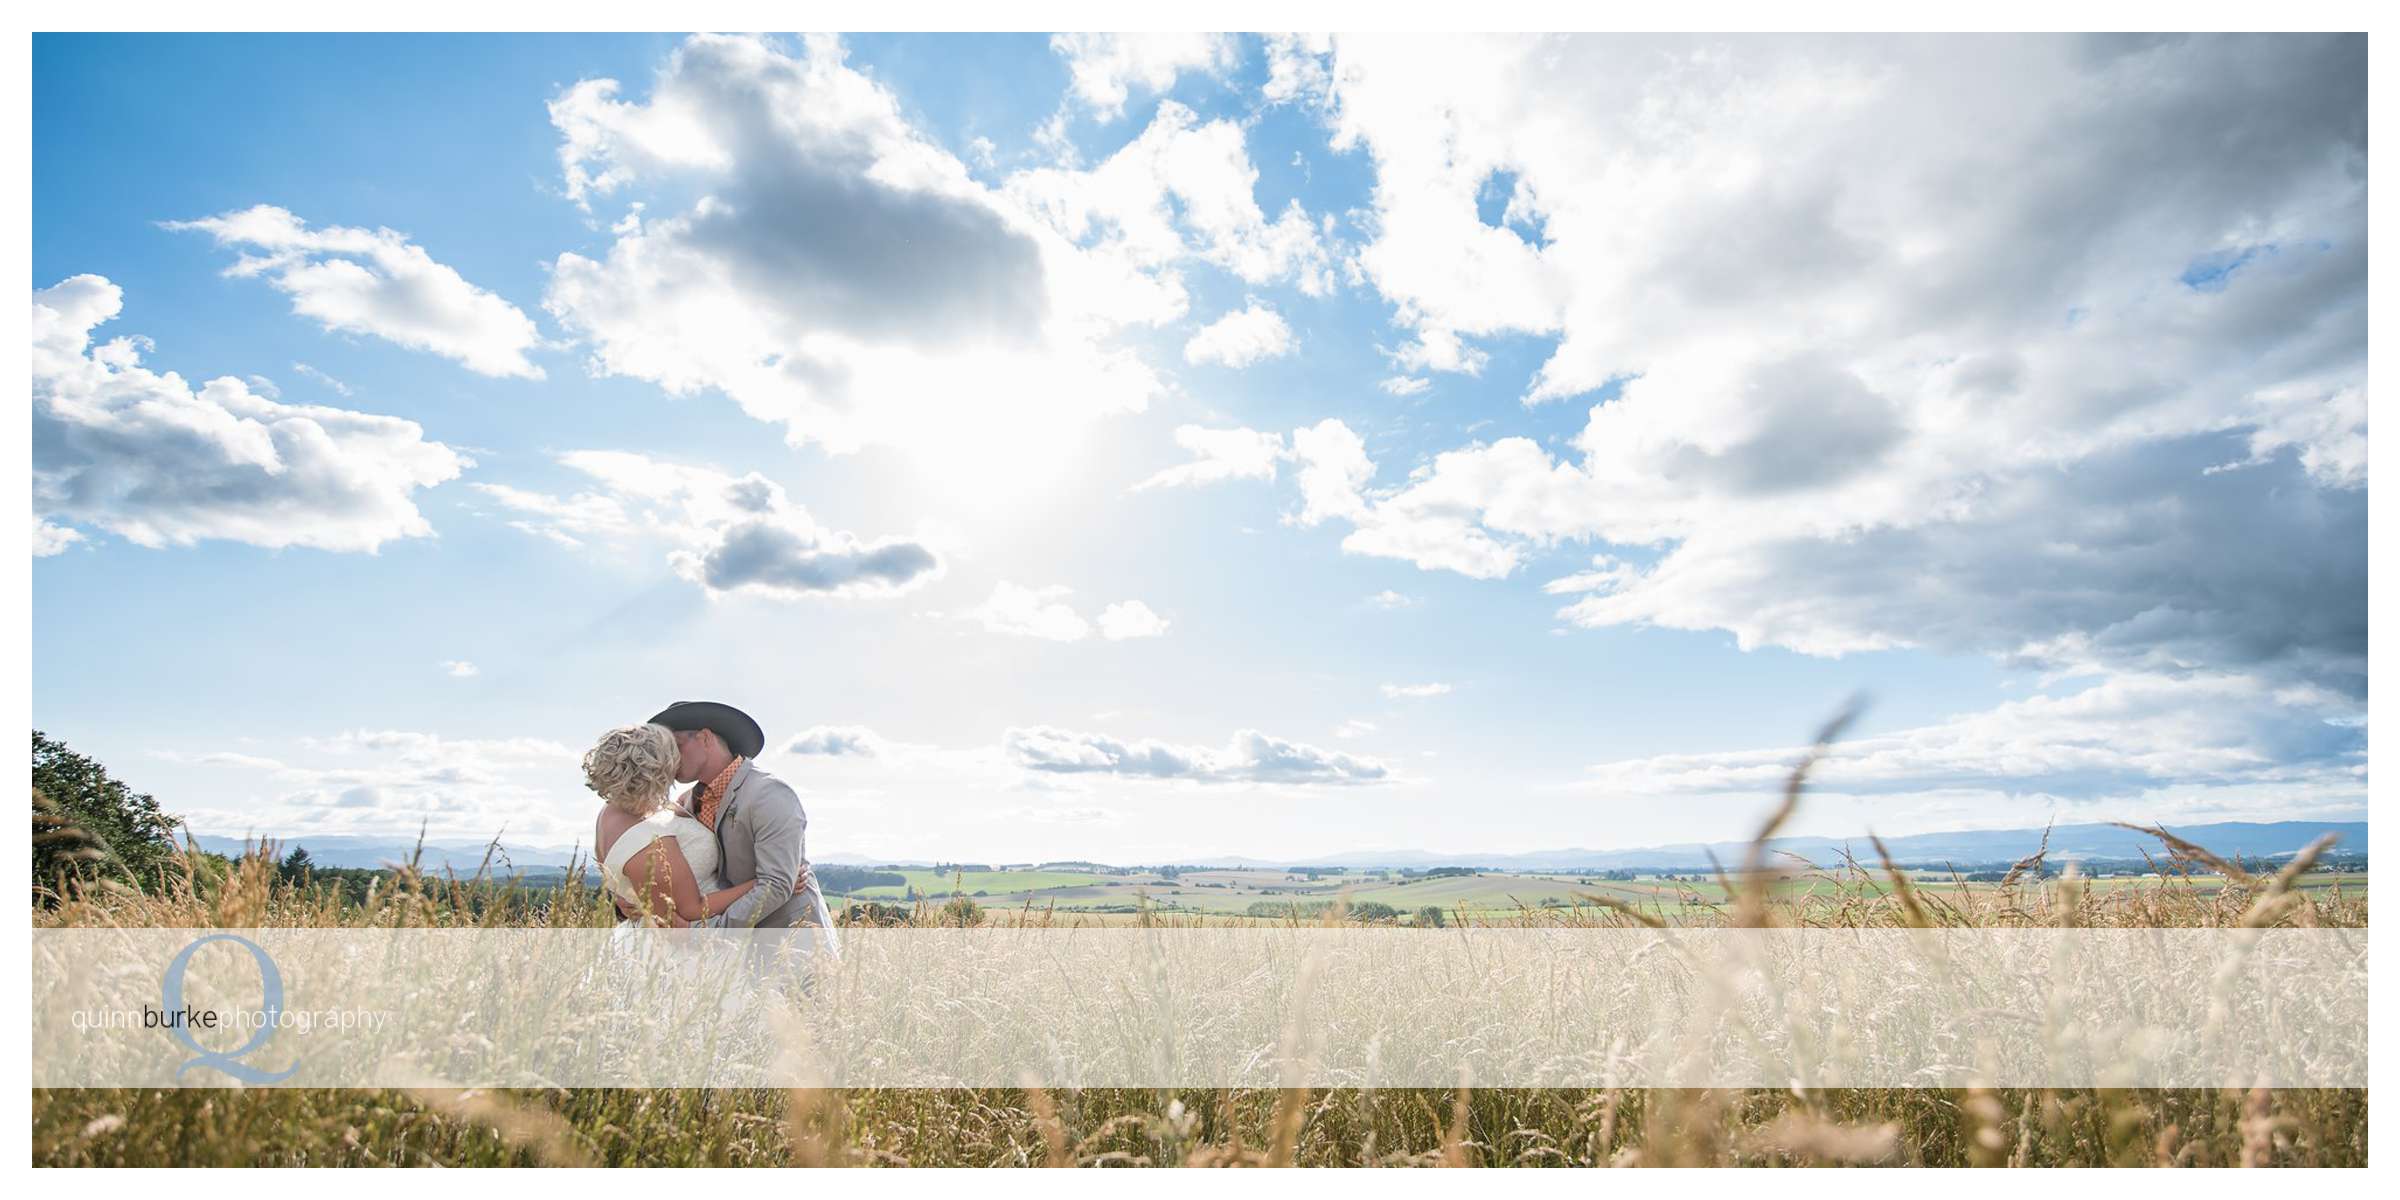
[594,806,659,860]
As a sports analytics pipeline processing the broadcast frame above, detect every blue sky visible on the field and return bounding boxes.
[30,33,2366,863]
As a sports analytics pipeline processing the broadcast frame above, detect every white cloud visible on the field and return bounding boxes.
[1141,418,1515,579]
[291,362,351,396]
[163,205,544,379]
[477,450,940,599]
[32,518,83,557]
[1292,34,2364,698]
[1183,302,1295,367]
[1004,725,1389,785]
[958,583,1168,642]
[1378,375,1431,396]
[1098,600,1170,640]
[1365,590,1417,610]
[541,34,1178,480]
[1006,98,1336,296]
[468,481,634,549]
[963,581,1092,641]
[31,275,467,554]
[1286,418,1375,527]
[1579,671,2363,829]
[1262,34,1334,107]
[1049,33,1238,119]
[440,660,479,678]
[1388,328,1489,376]
[1133,424,1288,491]
[1334,719,1378,739]
[785,724,891,757]
[1381,682,1452,699]
[171,729,581,840]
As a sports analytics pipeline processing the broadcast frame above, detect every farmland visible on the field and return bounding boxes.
[823,862,2366,922]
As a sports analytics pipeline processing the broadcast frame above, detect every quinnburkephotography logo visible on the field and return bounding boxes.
[57,933,396,1085]
[157,933,296,1083]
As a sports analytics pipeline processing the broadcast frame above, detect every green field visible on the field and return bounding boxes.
[841,868,1112,899]
[826,864,2367,919]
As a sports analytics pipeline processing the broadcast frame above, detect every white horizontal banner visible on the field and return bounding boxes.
[30,927,2364,1088]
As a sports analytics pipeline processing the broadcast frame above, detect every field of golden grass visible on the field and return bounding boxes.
[30,798,2367,1167]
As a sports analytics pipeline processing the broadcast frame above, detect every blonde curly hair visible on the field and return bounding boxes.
[582,723,680,815]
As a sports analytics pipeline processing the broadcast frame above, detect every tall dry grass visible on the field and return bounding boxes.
[29,765,2367,1167]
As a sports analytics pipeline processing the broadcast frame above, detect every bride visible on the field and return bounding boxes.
[583,723,755,927]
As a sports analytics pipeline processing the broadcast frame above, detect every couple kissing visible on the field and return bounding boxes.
[581,701,832,936]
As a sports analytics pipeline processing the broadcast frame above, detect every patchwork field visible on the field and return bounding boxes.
[824,864,2366,920]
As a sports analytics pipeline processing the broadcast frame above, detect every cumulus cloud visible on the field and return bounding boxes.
[163,205,544,378]
[1285,418,1377,528]
[1548,433,2366,689]
[1365,590,1417,610]
[1097,600,1170,640]
[474,450,940,599]
[1228,36,2366,698]
[1183,302,1295,367]
[32,518,82,557]
[1262,34,1334,107]
[31,275,468,554]
[1381,682,1451,699]
[441,660,478,678]
[1004,725,1389,785]
[1050,33,1238,119]
[542,34,1193,470]
[1378,375,1431,396]
[1008,98,1336,296]
[785,724,890,757]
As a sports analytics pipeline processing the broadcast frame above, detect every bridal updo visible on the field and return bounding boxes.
[582,723,679,815]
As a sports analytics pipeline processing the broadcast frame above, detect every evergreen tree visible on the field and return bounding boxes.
[31,730,180,902]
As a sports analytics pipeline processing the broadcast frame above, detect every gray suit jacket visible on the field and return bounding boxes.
[708,760,817,928]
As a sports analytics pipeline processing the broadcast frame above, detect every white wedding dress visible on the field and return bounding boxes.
[600,807,727,926]
[590,807,774,1083]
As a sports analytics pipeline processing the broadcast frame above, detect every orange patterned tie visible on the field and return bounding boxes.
[693,758,742,831]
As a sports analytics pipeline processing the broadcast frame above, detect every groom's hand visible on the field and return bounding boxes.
[794,863,813,895]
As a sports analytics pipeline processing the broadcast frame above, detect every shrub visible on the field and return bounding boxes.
[842,901,911,927]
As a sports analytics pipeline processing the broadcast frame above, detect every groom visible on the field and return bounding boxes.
[622,700,817,928]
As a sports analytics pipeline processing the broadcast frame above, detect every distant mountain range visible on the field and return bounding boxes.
[184,833,910,874]
[185,834,588,874]
[187,819,2364,875]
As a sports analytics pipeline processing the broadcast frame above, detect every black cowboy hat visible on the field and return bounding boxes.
[648,700,766,760]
